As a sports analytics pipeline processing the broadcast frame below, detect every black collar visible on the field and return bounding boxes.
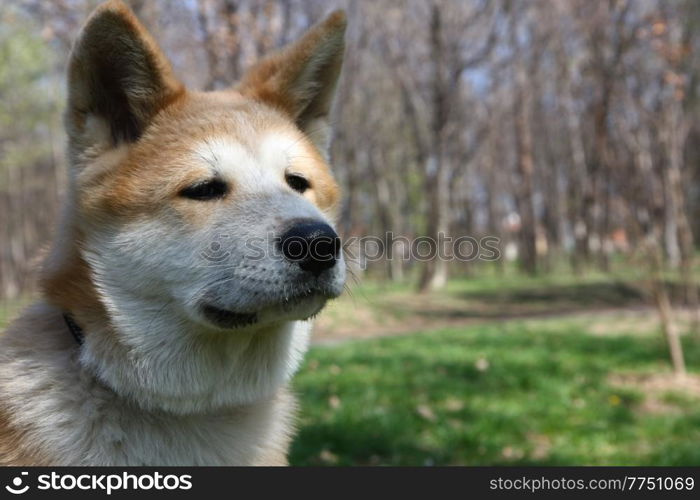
[62,313,85,346]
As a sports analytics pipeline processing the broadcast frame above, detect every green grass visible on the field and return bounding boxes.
[291,318,700,466]
[0,297,29,330]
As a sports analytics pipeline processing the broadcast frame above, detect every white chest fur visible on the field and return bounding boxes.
[0,302,303,465]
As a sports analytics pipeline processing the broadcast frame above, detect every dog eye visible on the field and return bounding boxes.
[285,173,310,194]
[179,179,228,200]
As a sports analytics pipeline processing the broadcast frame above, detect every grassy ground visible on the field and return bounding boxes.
[0,297,29,330]
[292,266,700,465]
[291,316,700,465]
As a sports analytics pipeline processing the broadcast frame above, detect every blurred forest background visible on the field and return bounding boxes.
[2,0,700,465]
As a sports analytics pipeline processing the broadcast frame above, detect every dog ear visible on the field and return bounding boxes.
[237,11,346,157]
[66,0,184,155]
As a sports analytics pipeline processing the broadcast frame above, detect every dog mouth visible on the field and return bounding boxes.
[200,290,331,330]
[201,304,259,329]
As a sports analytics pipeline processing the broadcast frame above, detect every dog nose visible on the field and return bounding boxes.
[279,220,341,276]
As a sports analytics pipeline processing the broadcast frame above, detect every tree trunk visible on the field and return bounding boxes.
[419,5,450,291]
[650,243,687,376]
[509,11,537,275]
[419,153,450,291]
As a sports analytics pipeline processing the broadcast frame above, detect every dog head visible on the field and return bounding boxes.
[63,1,347,335]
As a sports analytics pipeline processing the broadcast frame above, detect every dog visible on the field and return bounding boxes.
[0,0,346,465]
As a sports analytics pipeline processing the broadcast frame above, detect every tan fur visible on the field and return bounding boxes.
[238,10,346,129]
[1,0,345,466]
[0,407,49,466]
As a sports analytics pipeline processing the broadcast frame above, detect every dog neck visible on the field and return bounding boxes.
[40,232,310,416]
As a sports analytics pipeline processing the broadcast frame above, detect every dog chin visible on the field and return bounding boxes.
[199,294,328,331]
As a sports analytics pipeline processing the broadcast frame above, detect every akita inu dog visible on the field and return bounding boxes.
[0,0,346,465]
